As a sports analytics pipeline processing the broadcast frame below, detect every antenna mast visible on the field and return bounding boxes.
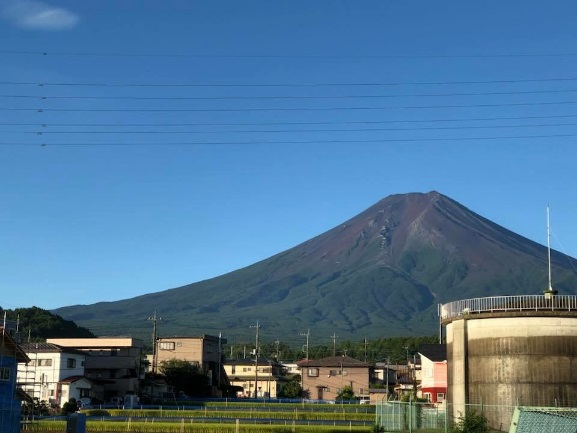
[544,206,558,299]
[547,206,553,292]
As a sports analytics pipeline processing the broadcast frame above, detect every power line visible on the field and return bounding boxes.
[4,87,577,100]
[3,113,577,128]
[3,49,577,59]
[19,122,577,135]
[4,132,577,146]
[3,77,577,88]
[4,100,577,113]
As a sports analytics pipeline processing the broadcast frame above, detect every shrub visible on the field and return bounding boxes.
[451,409,489,433]
[83,409,111,416]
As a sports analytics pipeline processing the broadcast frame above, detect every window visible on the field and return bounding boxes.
[0,367,10,381]
[231,366,236,374]
[437,393,445,402]
[159,342,175,350]
[67,358,77,368]
[423,392,432,402]
[307,368,319,377]
[111,349,118,356]
[242,367,251,372]
[38,359,52,366]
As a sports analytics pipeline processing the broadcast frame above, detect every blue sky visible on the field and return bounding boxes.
[1,1,577,310]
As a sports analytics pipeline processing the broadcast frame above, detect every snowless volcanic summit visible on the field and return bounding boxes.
[55,191,577,340]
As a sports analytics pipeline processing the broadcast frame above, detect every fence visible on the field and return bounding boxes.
[439,295,577,322]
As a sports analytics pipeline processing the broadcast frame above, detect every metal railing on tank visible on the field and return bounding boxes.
[439,295,577,321]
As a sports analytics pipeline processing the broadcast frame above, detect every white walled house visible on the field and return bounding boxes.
[47,337,144,401]
[18,343,92,406]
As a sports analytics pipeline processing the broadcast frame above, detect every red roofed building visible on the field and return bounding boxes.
[418,344,447,405]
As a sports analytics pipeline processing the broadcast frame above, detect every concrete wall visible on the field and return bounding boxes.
[447,315,577,431]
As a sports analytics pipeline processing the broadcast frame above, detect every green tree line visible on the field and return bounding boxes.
[0,306,95,341]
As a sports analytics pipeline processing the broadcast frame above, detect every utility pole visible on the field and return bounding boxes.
[363,337,368,363]
[217,332,222,388]
[331,333,338,356]
[147,311,162,374]
[274,339,281,360]
[250,321,260,398]
[385,357,390,401]
[300,329,310,360]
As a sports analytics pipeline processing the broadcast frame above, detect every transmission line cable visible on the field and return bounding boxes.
[4,87,577,100]
[3,113,577,128]
[4,49,577,59]
[23,122,577,135]
[4,76,577,88]
[3,132,577,146]
[4,100,577,112]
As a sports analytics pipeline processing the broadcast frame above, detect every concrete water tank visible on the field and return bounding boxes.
[441,295,577,431]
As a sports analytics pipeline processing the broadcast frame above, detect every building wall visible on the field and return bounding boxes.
[0,355,20,433]
[47,338,143,399]
[156,336,221,367]
[447,315,577,431]
[0,330,27,433]
[18,351,85,405]
[60,377,93,404]
[301,366,369,401]
[155,336,226,394]
[224,361,283,397]
[420,357,447,403]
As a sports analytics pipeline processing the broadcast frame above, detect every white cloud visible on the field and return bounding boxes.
[2,0,79,30]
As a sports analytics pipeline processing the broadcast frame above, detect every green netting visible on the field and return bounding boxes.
[510,407,577,433]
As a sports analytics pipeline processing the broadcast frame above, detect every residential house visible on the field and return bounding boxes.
[393,356,421,398]
[371,362,402,402]
[155,335,228,395]
[18,342,97,406]
[223,357,285,398]
[47,337,144,402]
[418,344,447,405]
[297,356,369,401]
[0,327,30,433]
[280,362,300,376]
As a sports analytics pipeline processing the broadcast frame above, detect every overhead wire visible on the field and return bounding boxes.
[4,76,577,88]
[3,113,577,128]
[4,87,577,100]
[4,100,577,112]
[18,122,577,135]
[4,49,577,59]
[3,133,577,146]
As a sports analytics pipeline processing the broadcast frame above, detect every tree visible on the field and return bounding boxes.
[61,398,78,415]
[277,375,302,398]
[336,385,355,401]
[1,306,95,341]
[159,358,210,397]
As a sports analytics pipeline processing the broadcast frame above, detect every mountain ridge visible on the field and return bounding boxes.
[54,191,577,342]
